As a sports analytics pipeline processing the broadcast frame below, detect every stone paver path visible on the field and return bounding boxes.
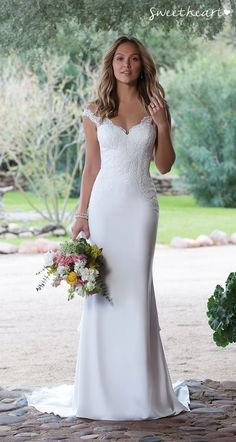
[1,379,236,441]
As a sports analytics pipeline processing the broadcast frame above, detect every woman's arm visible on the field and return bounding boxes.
[71,104,100,240]
[148,91,176,174]
[77,105,101,213]
[153,122,176,174]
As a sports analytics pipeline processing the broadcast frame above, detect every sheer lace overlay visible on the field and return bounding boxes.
[82,107,159,213]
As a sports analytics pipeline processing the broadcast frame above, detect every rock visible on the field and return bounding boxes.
[28,226,40,234]
[0,242,18,254]
[220,381,236,391]
[179,426,206,432]
[9,408,28,416]
[8,222,20,234]
[217,427,236,435]
[0,390,23,400]
[0,425,11,431]
[190,407,226,413]
[170,237,189,248]
[18,238,60,254]
[36,415,61,423]
[230,232,236,244]
[190,400,207,409]
[0,226,7,234]
[139,437,164,442]
[184,238,200,248]
[170,237,199,248]
[80,436,100,440]
[38,231,52,237]
[186,379,203,387]
[19,231,33,238]
[18,241,40,254]
[14,432,39,438]
[0,414,25,425]
[39,224,65,234]
[4,232,18,239]
[53,228,66,236]
[0,402,22,412]
[196,235,214,247]
[209,230,228,245]
[35,238,60,253]
[93,426,128,433]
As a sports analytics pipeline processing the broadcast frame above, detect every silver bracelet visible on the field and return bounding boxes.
[74,212,88,220]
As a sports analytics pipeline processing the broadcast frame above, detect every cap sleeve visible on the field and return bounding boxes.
[82,106,101,127]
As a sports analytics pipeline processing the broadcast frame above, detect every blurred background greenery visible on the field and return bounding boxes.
[0,0,235,244]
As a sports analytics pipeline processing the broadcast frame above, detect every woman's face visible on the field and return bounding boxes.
[112,42,142,84]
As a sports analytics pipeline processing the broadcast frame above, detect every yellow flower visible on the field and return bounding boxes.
[89,263,97,270]
[48,266,57,274]
[66,271,78,285]
[91,245,102,259]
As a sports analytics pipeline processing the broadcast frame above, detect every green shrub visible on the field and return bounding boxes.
[207,272,236,347]
[163,47,236,207]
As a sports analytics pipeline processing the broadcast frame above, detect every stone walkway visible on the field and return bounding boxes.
[1,379,236,441]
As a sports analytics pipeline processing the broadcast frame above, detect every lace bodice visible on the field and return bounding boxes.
[82,107,159,213]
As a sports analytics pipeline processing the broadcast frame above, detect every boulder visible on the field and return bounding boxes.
[184,238,200,248]
[230,232,236,244]
[170,237,189,248]
[209,230,228,245]
[34,238,60,253]
[18,238,60,254]
[8,223,20,234]
[19,231,33,238]
[4,233,18,239]
[170,236,200,248]
[196,235,214,247]
[0,242,18,254]
[18,241,40,254]
[53,228,66,236]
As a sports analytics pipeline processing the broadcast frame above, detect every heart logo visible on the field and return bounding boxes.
[224,9,231,15]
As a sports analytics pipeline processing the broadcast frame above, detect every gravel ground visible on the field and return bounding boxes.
[0,244,235,389]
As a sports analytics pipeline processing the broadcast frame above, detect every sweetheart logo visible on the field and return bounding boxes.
[224,9,231,15]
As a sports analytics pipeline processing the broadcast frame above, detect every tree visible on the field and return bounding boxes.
[0,0,235,54]
[163,44,236,207]
[0,55,98,224]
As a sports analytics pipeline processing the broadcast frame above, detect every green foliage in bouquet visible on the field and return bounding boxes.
[207,272,236,347]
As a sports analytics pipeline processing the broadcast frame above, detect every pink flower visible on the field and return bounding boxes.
[53,253,87,267]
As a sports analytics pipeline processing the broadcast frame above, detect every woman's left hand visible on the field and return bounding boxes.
[147,90,169,129]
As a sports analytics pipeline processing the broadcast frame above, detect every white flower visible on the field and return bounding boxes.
[74,260,86,272]
[43,250,55,266]
[85,281,96,291]
[57,265,70,277]
[80,267,98,282]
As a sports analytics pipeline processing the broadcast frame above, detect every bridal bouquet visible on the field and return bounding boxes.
[36,237,112,303]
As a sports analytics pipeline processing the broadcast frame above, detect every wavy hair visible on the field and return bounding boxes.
[90,35,171,127]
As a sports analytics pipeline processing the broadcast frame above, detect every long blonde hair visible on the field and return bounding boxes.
[91,35,171,126]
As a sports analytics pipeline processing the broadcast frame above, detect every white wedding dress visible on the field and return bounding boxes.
[25,106,190,420]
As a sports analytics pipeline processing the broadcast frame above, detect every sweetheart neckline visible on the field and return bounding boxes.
[104,115,153,135]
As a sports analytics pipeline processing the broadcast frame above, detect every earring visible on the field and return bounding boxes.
[140,72,144,80]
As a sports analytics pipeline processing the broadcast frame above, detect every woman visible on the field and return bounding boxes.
[26,35,190,420]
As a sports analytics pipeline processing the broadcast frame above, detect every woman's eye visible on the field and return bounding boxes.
[116,57,140,61]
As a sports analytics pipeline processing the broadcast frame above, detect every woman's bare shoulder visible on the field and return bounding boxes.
[84,101,97,113]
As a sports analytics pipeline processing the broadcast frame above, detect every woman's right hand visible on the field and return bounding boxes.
[71,218,90,240]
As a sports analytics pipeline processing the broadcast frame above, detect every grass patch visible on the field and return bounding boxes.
[149,161,179,177]
[3,191,78,212]
[157,195,236,244]
[1,191,235,246]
